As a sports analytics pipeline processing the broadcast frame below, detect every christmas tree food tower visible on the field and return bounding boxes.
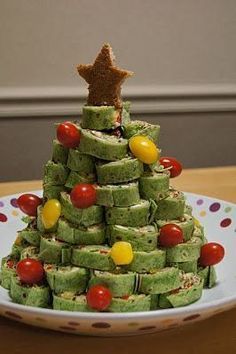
[1,44,225,312]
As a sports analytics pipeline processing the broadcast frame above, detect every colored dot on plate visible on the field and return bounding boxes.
[224,206,232,213]
[139,326,157,331]
[10,198,19,208]
[12,210,19,217]
[91,322,111,329]
[220,218,232,228]
[59,326,76,331]
[183,314,200,322]
[0,213,7,222]
[0,201,4,207]
[209,202,221,212]
[199,211,206,217]
[5,311,22,320]
[196,199,204,205]
[68,321,80,326]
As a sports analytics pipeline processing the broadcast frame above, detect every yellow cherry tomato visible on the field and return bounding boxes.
[110,241,133,265]
[129,136,159,164]
[42,199,61,229]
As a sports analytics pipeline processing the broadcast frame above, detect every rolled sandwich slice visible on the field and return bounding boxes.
[168,260,198,274]
[198,265,217,288]
[20,246,39,260]
[81,106,121,130]
[81,102,130,130]
[88,270,136,297]
[53,292,151,312]
[126,249,166,273]
[52,139,69,165]
[156,213,194,242]
[66,148,95,175]
[107,224,158,252]
[123,120,160,144]
[155,189,185,220]
[96,182,140,207]
[139,267,181,294]
[164,237,202,263]
[96,157,143,185]
[105,200,150,227]
[10,274,50,308]
[43,160,69,186]
[57,219,106,245]
[19,224,42,247]
[139,171,170,202]
[1,256,17,289]
[158,272,203,308]
[60,192,104,227]
[43,184,65,200]
[44,264,89,294]
[65,171,96,189]
[79,129,128,161]
[39,235,71,265]
[71,245,115,271]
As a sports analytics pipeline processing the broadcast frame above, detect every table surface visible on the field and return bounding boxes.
[0,166,236,354]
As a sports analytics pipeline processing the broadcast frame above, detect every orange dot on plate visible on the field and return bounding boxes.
[199,211,206,217]
[12,210,19,216]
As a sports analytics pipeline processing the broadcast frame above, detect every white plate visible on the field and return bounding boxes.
[0,190,235,336]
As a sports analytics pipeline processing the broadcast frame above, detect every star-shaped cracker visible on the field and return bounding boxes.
[77,43,133,109]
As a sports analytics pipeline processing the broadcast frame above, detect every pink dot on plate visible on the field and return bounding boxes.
[209,202,221,212]
[10,198,19,208]
[220,218,232,228]
[0,213,7,222]
[0,201,4,207]
[197,199,204,205]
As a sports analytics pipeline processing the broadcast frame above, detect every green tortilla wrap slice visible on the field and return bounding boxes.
[96,182,140,207]
[44,264,89,294]
[105,200,150,227]
[57,218,106,245]
[79,129,128,161]
[96,157,143,185]
[159,272,203,308]
[107,224,158,252]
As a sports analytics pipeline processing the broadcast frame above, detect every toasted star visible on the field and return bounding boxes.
[77,44,133,109]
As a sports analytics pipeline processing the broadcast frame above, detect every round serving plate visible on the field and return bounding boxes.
[0,190,235,336]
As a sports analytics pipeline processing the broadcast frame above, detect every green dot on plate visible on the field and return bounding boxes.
[224,206,232,213]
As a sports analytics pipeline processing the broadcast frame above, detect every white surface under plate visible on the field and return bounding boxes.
[0,190,235,336]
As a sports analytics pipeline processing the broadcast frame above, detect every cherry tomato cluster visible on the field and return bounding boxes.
[57,122,81,148]
[159,157,182,178]
[70,183,97,209]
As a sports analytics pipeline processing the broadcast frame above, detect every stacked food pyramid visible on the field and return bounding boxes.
[1,44,224,312]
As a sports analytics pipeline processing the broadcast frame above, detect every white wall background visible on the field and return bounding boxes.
[0,0,235,181]
[1,0,236,90]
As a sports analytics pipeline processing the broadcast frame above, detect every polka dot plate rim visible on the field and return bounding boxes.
[0,190,235,336]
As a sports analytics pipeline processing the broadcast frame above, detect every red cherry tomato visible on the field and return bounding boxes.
[159,224,184,247]
[70,184,96,209]
[57,122,80,148]
[17,194,42,216]
[86,285,112,311]
[16,258,44,284]
[160,157,182,178]
[199,242,225,267]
